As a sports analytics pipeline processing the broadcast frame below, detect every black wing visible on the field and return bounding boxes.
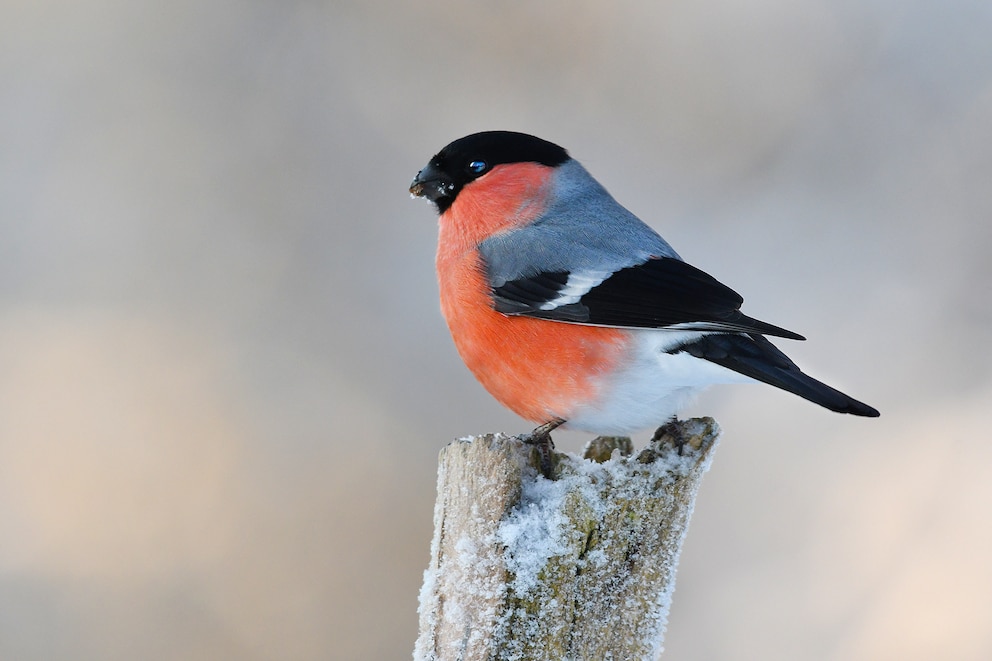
[491,256,805,340]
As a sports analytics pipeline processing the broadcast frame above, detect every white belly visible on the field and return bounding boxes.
[564,329,754,435]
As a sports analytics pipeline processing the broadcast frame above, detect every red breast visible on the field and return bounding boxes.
[435,162,629,424]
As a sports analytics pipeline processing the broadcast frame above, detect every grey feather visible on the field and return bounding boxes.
[479,161,679,287]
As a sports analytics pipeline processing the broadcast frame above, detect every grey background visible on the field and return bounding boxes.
[2,1,990,659]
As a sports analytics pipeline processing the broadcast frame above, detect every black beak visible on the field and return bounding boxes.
[409,162,453,204]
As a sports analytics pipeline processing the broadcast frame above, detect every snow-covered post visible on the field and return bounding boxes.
[414,417,720,661]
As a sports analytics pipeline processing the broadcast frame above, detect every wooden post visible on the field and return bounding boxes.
[414,417,721,661]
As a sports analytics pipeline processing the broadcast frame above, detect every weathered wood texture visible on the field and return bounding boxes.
[415,417,721,661]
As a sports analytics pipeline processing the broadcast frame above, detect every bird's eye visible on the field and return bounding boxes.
[467,160,487,174]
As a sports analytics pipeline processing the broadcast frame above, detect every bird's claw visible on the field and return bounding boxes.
[518,418,565,478]
[651,417,686,455]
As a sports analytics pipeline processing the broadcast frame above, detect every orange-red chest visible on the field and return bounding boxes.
[434,163,627,424]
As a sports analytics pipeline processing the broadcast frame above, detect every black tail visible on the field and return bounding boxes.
[673,333,880,417]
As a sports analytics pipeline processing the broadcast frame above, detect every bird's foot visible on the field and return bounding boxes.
[651,417,686,455]
[518,418,565,478]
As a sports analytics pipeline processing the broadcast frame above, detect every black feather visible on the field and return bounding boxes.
[672,334,880,417]
[492,257,805,340]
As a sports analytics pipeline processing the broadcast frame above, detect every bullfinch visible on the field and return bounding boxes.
[410,131,879,446]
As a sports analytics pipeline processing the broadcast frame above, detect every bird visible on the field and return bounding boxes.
[409,130,879,450]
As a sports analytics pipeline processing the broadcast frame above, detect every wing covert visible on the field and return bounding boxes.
[491,257,805,340]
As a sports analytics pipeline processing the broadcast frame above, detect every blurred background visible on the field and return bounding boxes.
[1,1,990,659]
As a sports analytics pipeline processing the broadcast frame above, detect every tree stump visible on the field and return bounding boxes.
[414,417,721,661]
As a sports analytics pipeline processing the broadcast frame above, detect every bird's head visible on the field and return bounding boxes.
[410,131,569,213]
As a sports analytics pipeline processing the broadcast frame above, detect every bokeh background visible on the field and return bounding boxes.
[2,1,990,659]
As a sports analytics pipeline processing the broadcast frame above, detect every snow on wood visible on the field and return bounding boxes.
[415,417,721,661]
